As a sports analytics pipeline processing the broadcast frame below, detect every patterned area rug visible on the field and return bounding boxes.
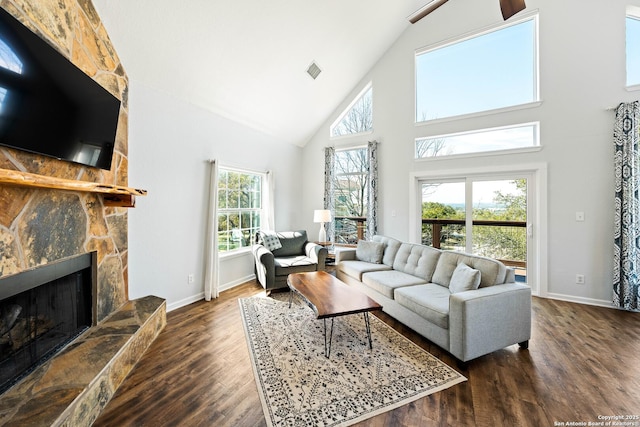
[238,294,466,427]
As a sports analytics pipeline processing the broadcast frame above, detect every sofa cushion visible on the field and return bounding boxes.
[449,262,481,293]
[395,284,450,329]
[432,250,508,288]
[337,260,392,281]
[392,243,441,282]
[274,256,318,276]
[372,235,402,267]
[356,240,385,263]
[271,231,308,257]
[361,270,427,299]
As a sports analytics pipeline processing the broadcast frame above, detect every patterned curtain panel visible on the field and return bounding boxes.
[613,101,640,311]
[324,147,336,242]
[366,140,379,240]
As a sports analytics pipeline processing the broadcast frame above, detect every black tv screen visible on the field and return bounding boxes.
[0,7,121,170]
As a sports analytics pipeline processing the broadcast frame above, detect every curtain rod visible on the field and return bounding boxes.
[322,140,380,151]
[607,101,640,111]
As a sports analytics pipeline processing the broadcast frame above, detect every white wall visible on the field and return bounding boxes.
[301,0,640,307]
[127,83,303,310]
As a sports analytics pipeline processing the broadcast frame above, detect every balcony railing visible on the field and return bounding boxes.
[332,217,526,279]
[422,218,527,272]
[334,216,367,245]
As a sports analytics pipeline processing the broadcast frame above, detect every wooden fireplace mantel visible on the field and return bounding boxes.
[0,168,147,208]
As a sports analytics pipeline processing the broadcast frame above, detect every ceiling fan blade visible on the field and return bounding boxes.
[408,0,449,24]
[500,0,526,20]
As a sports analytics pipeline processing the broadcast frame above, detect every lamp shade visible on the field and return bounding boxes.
[313,209,331,223]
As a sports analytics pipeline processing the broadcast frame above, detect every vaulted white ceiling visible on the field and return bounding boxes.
[93,0,423,146]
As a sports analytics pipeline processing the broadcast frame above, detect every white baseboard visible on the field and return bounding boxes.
[218,274,256,293]
[167,292,205,312]
[544,292,615,309]
[166,274,257,312]
[169,278,616,312]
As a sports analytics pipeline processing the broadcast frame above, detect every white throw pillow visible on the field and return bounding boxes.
[355,240,385,264]
[449,262,481,293]
[260,232,282,251]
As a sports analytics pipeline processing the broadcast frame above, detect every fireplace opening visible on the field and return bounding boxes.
[0,252,95,394]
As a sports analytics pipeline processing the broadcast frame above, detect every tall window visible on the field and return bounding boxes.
[334,147,369,244]
[217,168,262,252]
[627,13,640,88]
[330,83,373,137]
[415,15,538,122]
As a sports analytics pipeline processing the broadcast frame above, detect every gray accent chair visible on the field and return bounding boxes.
[253,230,328,292]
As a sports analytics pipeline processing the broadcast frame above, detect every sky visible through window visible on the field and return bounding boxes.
[416,123,537,158]
[423,179,521,208]
[628,16,640,87]
[416,17,536,122]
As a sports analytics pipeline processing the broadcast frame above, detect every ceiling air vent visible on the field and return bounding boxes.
[306,62,322,80]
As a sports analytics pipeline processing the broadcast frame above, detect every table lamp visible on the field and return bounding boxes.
[313,209,331,243]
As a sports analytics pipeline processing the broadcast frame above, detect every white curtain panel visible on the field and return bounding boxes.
[613,101,640,311]
[204,159,220,300]
[263,170,275,231]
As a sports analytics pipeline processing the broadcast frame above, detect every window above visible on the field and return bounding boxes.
[415,15,538,123]
[330,83,372,137]
[415,122,539,159]
[627,13,640,88]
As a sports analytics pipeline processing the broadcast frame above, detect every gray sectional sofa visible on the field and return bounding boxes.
[335,235,531,364]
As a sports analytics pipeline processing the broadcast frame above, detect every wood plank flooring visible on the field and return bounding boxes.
[94,281,640,427]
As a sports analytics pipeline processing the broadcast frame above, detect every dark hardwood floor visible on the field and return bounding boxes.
[94,280,640,427]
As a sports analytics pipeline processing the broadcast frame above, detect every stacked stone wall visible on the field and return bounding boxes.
[0,0,129,321]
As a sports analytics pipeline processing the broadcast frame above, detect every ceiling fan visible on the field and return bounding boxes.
[408,0,526,24]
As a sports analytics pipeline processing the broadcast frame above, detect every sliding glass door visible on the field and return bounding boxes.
[420,175,532,285]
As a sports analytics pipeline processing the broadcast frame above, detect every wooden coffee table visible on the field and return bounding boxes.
[287,271,382,358]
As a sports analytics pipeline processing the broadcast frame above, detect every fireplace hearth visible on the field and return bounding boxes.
[0,252,95,394]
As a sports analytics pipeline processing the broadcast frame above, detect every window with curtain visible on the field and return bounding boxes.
[217,168,263,252]
[325,141,378,244]
[334,147,369,244]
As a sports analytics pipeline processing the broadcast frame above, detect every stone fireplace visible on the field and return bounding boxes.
[0,252,95,394]
[0,0,165,424]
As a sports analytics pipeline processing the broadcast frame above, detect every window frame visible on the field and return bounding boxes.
[627,8,640,90]
[330,82,373,139]
[217,166,265,255]
[332,145,370,244]
[415,122,541,160]
[414,13,540,124]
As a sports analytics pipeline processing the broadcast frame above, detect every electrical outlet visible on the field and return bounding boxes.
[575,274,585,284]
[188,274,194,284]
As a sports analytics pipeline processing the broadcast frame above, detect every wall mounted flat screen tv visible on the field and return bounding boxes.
[0,7,121,170]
